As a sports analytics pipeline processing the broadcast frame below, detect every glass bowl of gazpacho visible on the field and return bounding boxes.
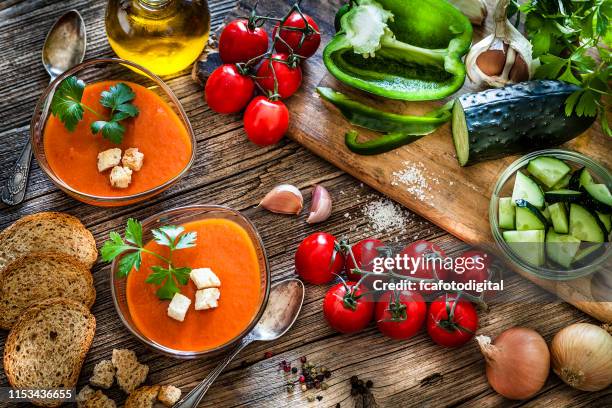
[111,205,271,358]
[31,58,195,206]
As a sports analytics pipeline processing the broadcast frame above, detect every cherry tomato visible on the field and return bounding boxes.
[205,64,255,114]
[243,96,289,146]
[452,250,494,296]
[397,240,450,294]
[345,238,388,288]
[256,53,302,99]
[295,232,345,284]
[376,290,426,340]
[273,12,321,58]
[218,19,269,64]
[427,293,478,348]
[324,281,374,334]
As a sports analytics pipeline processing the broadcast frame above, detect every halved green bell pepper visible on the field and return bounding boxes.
[324,0,473,101]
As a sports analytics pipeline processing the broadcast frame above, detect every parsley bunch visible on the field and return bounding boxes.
[50,76,139,143]
[101,219,197,300]
[509,0,611,137]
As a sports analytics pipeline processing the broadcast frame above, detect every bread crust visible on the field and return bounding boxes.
[3,298,96,407]
[0,252,96,329]
[0,212,98,270]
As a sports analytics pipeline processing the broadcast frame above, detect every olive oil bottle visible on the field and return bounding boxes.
[105,0,210,76]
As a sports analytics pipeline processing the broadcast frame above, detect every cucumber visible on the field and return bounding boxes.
[552,173,571,190]
[502,230,545,267]
[549,202,569,234]
[597,212,611,232]
[569,204,607,243]
[527,156,571,188]
[546,228,581,268]
[569,167,594,190]
[515,199,548,230]
[572,243,604,265]
[542,206,551,222]
[582,184,612,213]
[512,172,545,208]
[544,189,582,203]
[498,197,515,229]
[451,81,596,166]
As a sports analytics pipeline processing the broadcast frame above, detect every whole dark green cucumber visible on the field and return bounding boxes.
[452,80,596,166]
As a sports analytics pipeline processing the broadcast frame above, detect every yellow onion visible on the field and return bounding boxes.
[476,327,549,400]
[551,323,612,391]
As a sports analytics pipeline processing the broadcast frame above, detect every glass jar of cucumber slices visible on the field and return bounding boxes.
[490,149,611,280]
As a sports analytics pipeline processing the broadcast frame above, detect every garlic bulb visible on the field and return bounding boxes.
[307,185,332,224]
[449,0,487,26]
[465,0,535,87]
[551,323,612,391]
[259,184,303,215]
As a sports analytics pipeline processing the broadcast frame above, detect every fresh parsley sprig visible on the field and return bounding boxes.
[50,76,139,143]
[101,219,197,300]
[509,0,611,137]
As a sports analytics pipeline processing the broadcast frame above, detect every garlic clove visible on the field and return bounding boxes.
[466,0,536,88]
[307,185,332,224]
[448,0,487,26]
[259,184,303,215]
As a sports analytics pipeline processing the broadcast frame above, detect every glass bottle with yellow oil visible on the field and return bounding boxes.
[105,0,210,76]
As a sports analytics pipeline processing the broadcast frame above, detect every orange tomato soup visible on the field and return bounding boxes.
[43,80,192,197]
[126,218,262,352]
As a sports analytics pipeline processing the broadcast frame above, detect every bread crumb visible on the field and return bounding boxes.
[109,166,132,189]
[125,385,159,408]
[111,349,149,394]
[97,148,122,172]
[77,386,116,408]
[158,385,182,407]
[90,359,115,389]
[122,148,144,171]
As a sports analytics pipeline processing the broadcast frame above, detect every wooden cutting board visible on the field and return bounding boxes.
[197,0,612,321]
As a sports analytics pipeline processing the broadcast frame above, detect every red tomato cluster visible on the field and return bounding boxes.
[206,12,321,146]
[294,234,492,348]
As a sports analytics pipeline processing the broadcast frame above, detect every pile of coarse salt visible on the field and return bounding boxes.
[362,198,409,235]
[391,161,434,201]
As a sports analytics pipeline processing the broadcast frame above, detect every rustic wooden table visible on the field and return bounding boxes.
[0,1,610,407]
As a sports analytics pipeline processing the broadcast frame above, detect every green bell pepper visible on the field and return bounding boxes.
[324,0,473,101]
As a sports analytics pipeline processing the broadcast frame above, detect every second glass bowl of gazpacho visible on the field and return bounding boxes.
[111,205,271,358]
[31,58,195,206]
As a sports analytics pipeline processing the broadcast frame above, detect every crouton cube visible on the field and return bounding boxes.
[90,359,115,389]
[168,293,191,321]
[76,386,96,405]
[195,288,220,310]
[111,349,149,394]
[109,166,132,189]
[158,385,182,407]
[97,148,122,172]
[122,147,144,171]
[124,385,159,408]
[190,268,221,289]
[77,386,116,408]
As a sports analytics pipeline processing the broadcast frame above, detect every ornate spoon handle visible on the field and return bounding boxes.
[1,139,32,206]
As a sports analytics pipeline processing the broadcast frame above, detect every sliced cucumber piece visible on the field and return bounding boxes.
[572,243,604,265]
[515,199,548,230]
[545,189,582,203]
[552,173,571,190]
[583,184,612,213]
[527,156,571,188]
[498,197,516,229]
[569,204,607,243]
[503,230,546,267]
[512,172,545,209]
[546,228,581,268]
[548,203,569,234]
[597,212,611,232]
[569,167,594,190]
[542,206,551,222]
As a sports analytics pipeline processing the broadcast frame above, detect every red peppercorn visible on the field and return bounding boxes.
[299,375,305,383]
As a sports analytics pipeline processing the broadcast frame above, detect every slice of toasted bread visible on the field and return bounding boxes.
[0,252,96,329]
[0,212,98,270]
[3,298,96,407]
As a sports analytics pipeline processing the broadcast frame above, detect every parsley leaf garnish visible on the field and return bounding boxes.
[101,218,197,300]
[50,76,140,143]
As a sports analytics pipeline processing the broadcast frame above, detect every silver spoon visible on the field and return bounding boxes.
[1,10,86,206]
[175,278,305,408]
